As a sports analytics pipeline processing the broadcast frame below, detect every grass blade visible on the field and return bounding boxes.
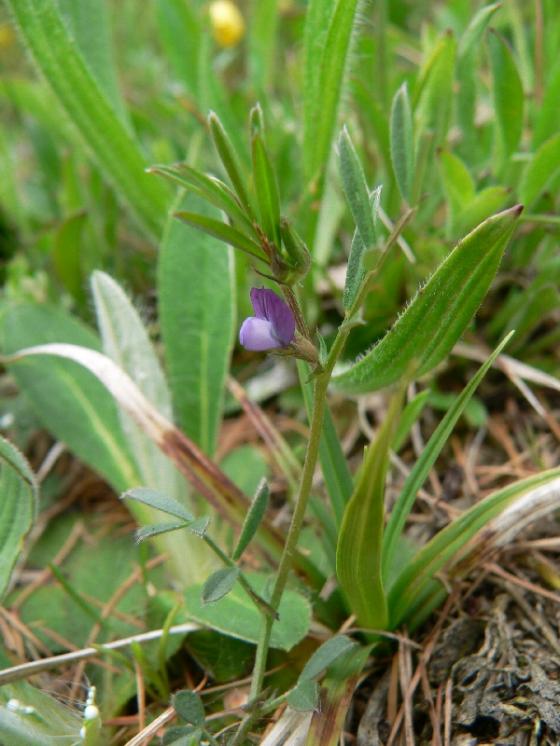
[382,332,514,580]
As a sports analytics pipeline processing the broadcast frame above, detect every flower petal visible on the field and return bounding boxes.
[239,317,283,351]
[249,287,295,345]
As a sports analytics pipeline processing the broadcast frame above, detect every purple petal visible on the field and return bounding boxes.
[249,287,295,345]
[239,317,283,351]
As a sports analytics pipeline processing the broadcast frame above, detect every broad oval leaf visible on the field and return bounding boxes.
[332,206,522,394]
[184,573,311,650]
[172,690,205,726]
[0,437,38,599]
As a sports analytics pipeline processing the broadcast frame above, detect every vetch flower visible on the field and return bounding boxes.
[239,288,296,351]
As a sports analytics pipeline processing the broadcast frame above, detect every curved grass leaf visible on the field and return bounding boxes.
[5,0,169,239]
[488,29,524,166]
[332,206,522,394]
[382,333,514,580]
[336,392,402,629]
[519,133,560,207]
[390,83,414,202]
[302,0,361,183]
[414,31,456,147]
[389,468,560,627]
[0,437,38,599]
[161,194,236,455]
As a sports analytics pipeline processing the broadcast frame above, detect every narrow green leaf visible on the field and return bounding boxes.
[338,127,376,249]
[0,303,140,492]
[202,567,240,605]
[303,0,361,183]
[172,690,205,726]
[488,29,524,165]
[298,362,353,528]
[149,164,254,234]
[392,390,430,452]
[160,194,236,455]
[332,206,522,394]
[174,210,265,261]
[208,111,253,216]
[458,2,502,60]
[184,573,311,650]
[390,467,560,627]
[5,0,169,239]
[390,83,414,202]
[455,186,510,236]
[414,32,456,147]
[252,130,281,246]
[287,680,320,712]
[382,333,514,580]
[300,635,357,681]
[52,211,87,303]
[232,479,270,561]
[343,186,381,311]
[122,487,194,524]
[134,521,189,544]
[519,133,560,207]
[336,391,402,629]
[0,437,38,599]
[438,150,476,208]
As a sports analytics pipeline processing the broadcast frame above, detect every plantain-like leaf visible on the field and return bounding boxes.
[390,83,414,202]
[174,211,266,261]
[302,0,361,183]
[332,206,522,395]
[232,479,270,561]
[5,0,169,239]
[336,391,402,630]
[382,333,514,579]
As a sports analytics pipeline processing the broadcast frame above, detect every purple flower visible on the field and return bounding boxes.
[239,288,296,351]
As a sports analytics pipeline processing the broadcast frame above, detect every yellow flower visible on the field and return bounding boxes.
[209,1,245,48]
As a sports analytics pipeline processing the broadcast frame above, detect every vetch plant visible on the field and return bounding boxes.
[3,1,560,743]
